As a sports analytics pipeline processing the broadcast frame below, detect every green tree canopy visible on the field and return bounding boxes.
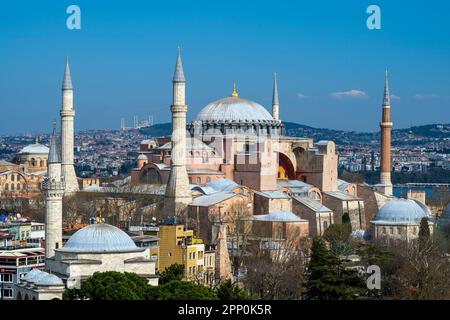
[306,237,366,300]
[418,217,431,251]
[214,280,250,300]
[157,263,184,284]
[148,280,217,300]
[63,271,150,300]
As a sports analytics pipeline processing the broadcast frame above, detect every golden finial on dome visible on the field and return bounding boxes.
[231,82,238,97]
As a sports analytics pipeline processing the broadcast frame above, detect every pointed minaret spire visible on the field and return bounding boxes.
[43,121,65,264]
[48,122,60,164]
[272,72,280,121]
[164,47,192,216]
[231,82,238,98]
[383,68,390,107]
[62,56,73,90]
[173,46,186,83]
[379,68,393,196]
[60,56,79,193]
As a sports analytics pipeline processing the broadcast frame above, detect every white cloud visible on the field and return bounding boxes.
[413,93,440,100]
[330,89,368,99]
[390,94,401,101]
[297,93,308,99]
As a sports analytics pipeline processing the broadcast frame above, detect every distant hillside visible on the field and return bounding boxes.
[139,122,172,137]
[140,122,449,145]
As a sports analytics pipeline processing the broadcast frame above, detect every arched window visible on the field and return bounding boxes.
[5,183,9,191]
[40,160,45,167]
[189,177,192,184]
[31,158,35,167]
[11,184,14,191]
[11,174,15,182]
[196,177,201,184]
[206,177,211,183]
[17,184,20,190]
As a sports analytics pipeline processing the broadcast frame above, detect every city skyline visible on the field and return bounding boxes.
[1,0,450,134]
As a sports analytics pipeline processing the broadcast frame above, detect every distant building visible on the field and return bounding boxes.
[0,247,45,300]
[157,219,205,281]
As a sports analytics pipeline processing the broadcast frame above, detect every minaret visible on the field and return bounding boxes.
[379,69,393,196]
[164,47,192,216]
[43,123,65,266]
[60,57,79,193]
[272,72,280,121]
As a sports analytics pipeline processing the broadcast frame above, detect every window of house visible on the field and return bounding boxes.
[1,288,13,298]
[206,177,211,183]
[11,175,15,182]
[11,184,14,191]
[323,221,328,230]
[196,177,201,184]
[1,274,13,282]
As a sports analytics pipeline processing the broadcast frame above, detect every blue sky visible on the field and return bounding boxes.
[1,0,449,134]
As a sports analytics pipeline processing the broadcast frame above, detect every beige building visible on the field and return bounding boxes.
[292,196,334,236]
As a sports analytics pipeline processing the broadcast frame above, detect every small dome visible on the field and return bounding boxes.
[373,199,430,224]
[31,270,48,284]
[351,229,369,240]
[19,143,49,155]
[137,154,148,161]
[196,96,273,123]
[62,223,141,253]
[23,268,44,282]
[35,274,64,286]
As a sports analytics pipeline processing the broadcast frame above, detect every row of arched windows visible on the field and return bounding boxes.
[29,158,46,167]
[189,176,212,185]
[2,183,23,191]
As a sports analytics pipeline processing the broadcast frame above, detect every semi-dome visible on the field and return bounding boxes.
[62,223,142,253]
[195,96,274,123]
[373,199,430,224]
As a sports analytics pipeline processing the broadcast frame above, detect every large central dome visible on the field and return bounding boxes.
[196,96,274,123]
[62,223,142,253]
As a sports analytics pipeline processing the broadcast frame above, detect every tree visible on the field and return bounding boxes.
[63,271,150,300]
[157,263,184,284]
[243,238,308,300]
[418,217,431,251]
[305,237,366,300]
[323,223,353,256]
[148,280,217,300]
[215,280,250,300]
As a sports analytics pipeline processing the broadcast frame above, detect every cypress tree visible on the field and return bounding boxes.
[306,237,366,300]
[418,217,431,251]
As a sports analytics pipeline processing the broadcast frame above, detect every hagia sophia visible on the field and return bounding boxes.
[3,49,440,299]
